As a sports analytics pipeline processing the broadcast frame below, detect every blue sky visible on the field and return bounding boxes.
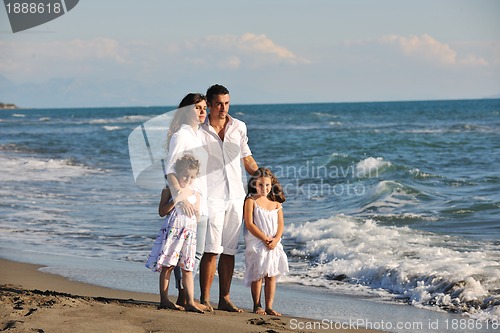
[1,0,499,108]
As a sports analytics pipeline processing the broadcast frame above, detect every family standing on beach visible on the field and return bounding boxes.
[146,84,289,316]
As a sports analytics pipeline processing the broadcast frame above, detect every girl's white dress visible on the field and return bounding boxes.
[146,192,197,272]
[244,199,289,286]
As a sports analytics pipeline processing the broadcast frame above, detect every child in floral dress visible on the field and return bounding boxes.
[146,154,204,313]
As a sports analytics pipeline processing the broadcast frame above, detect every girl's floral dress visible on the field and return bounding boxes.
[146,192,197,272]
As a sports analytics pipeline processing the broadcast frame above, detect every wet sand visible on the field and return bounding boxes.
[0,258,380,332]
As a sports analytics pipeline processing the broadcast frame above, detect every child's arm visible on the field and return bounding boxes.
[244,198,271,244]
[158,187,174,217]
[268,204,284,250]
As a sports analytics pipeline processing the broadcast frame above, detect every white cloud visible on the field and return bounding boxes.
[460,54,488,66]
[77,38,128,64]
[223,55,242,69]
[220,33,299,60]
[0,37,128,81]
[2,38,127,64]
[0,33,308,83]
[381,34,488,66]
[188,33,311,69]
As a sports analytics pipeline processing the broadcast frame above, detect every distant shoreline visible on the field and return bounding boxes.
[0,103,18,109]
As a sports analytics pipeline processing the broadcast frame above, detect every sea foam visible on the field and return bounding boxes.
[356,157,392,178]
[0,154,99,182]
[284,215,500,320]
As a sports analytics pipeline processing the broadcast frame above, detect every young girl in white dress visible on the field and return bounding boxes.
[146,154,204,313]
[244,167,289,316]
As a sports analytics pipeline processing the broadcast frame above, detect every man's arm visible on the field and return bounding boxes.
[242,155,258,175]
[238,121,258,175]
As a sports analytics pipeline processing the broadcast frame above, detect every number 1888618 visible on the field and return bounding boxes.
[6,2,62,14]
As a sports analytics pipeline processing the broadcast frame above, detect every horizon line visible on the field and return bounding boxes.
[2,96,499,110]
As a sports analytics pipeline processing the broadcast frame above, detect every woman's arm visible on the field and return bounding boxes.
[194,191,201,222]
[166,173,196,217]
[165,131,196,217]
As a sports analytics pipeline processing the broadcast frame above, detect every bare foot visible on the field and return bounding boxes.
[265,308,281,316]
[159,301,184,311]
[201,301,214,312]
[194,301,207,311]
[253,305,265,315]
[185,303,205,314]
[176,295,187,308]
[218,300,243,313]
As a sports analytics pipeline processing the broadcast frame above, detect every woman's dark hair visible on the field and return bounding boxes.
[178,93,206,109]
[247,167,286,203]
[166,93,206,148]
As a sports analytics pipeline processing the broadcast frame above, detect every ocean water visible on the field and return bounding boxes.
[0,99,499,329]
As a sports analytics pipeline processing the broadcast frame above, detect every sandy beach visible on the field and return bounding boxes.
[0,259,380,333]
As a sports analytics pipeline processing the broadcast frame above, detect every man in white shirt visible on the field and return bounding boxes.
[200,84,258,312]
